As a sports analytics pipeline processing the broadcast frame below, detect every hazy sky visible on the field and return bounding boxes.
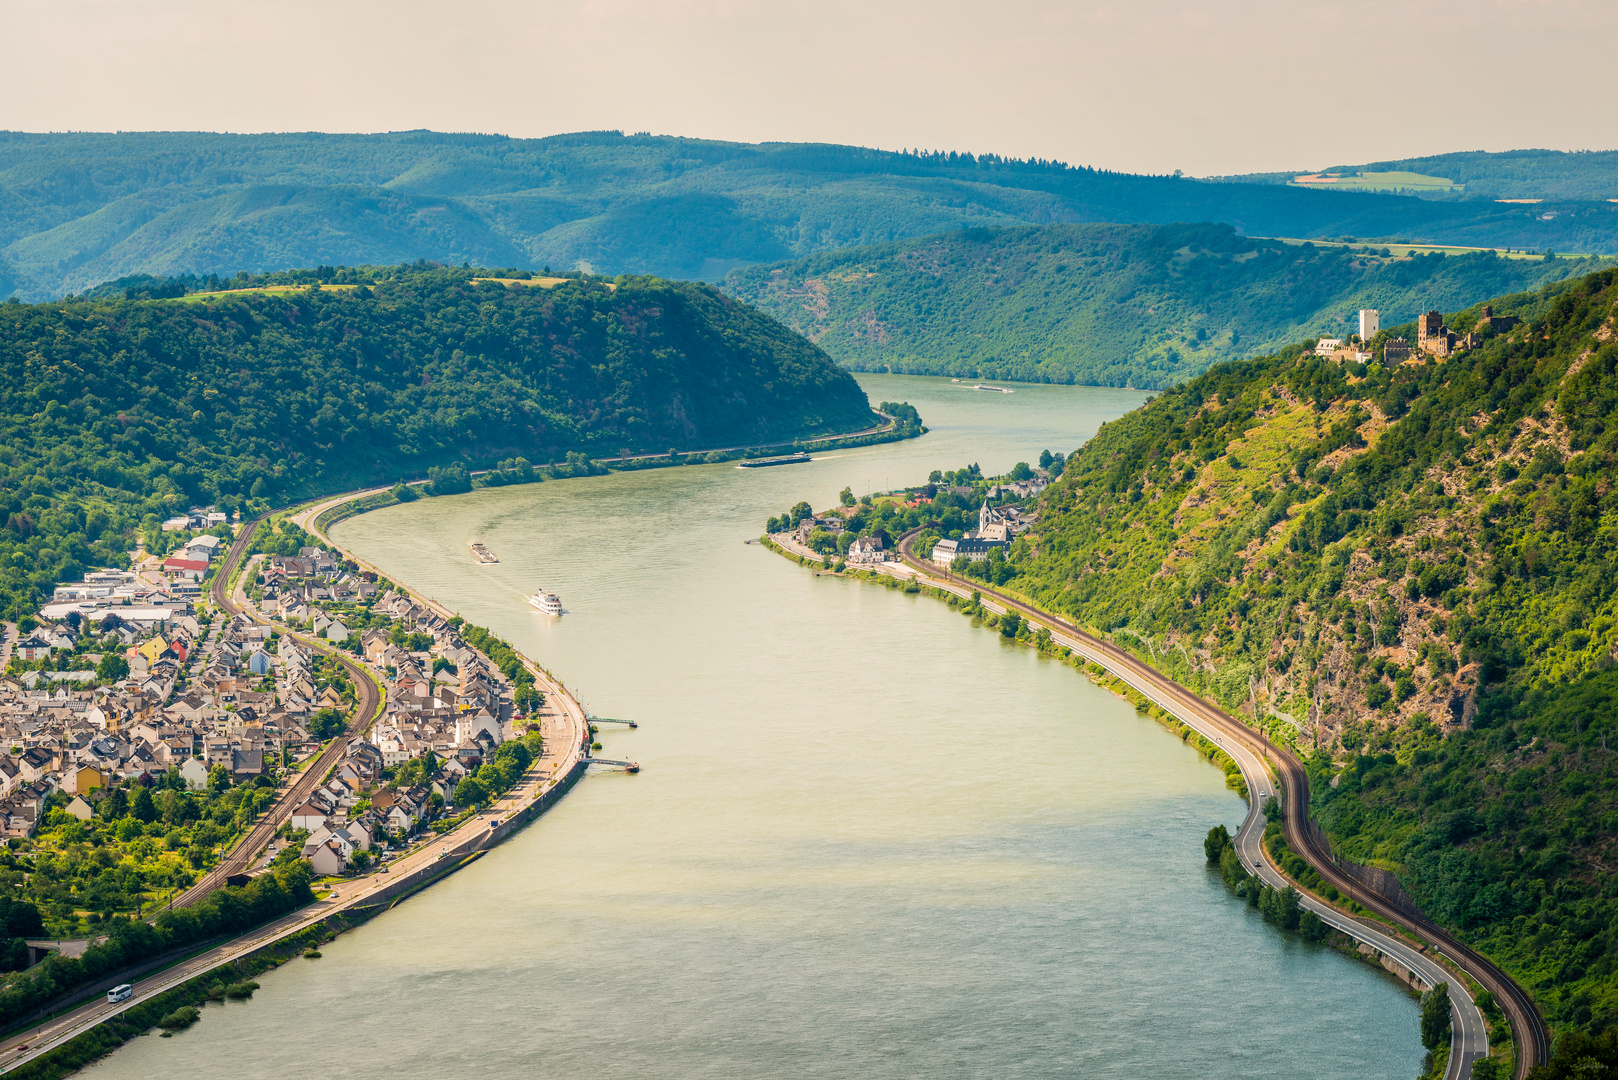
[6,0,1615,176]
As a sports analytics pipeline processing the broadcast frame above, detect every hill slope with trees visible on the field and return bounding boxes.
[0,263,877,618]
[1215,148,1618,202]
[971,265,1618,1061]
[726,222,1609,388]
[3,130,1618,300]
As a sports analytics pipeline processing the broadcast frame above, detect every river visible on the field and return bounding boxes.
[86,375,1421,1079]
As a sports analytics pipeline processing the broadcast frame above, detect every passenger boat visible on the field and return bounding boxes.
[971,384,1013,393]
[469,542,498,564]
[528,589,563,616]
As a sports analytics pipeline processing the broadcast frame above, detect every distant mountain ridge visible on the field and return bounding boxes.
[3,130,1618,301]
[1212,148,1618,201]
[725,222,1612,388]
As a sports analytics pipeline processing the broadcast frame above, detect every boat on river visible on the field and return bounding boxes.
[469,542,498,564]
[528,589,563,616]
[736,452,812,469]
[972,384,1013,393]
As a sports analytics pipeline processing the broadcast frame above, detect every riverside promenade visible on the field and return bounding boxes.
[768,530,1501,1080]
[0,500,592,1075]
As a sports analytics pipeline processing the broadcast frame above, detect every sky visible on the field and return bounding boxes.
[4,0,1616,176]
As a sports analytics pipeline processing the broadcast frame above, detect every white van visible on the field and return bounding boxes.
[107,984,133,1004]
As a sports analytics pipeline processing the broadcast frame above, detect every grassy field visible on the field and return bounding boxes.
[1290,170,1460,193]
[172,283,362,303]
[1267,236,1584,260]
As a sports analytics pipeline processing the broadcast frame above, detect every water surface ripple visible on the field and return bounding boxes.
[87,375,1419,1079]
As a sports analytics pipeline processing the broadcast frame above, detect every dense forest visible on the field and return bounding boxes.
[0,262,876,618]
[2,130,1617,300]
[1218,148,1618,202]
[727,222,1609,388]
[966,265,1618,1057]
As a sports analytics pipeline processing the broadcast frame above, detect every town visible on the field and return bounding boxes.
[767,456,1056,581]
[0,509,539,938]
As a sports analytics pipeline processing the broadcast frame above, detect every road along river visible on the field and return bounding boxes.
[83,375,1427,1080]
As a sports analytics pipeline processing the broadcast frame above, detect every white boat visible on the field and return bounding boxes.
[528,590,563,616]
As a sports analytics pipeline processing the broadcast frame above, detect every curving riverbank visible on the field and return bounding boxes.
[766,527,1506,1080]
[0,497,593,1078]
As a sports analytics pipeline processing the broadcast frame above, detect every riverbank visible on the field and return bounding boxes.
[304,404,924,534]
[0,498,593,1077]
[764,529,1497,1080]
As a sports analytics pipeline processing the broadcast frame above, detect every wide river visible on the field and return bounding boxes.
[89,375,1420,1079]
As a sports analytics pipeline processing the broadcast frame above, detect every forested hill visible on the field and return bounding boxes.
[726,222,1609,388]
[0,264,876,618]
[979,265,1618,1055]
[4,130,1618,301]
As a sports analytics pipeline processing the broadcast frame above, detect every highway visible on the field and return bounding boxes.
[775,529,1539,1080]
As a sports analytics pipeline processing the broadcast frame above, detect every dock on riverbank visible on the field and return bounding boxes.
[0,498,595,1076]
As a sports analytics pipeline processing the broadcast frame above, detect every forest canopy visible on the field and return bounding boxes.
[727,222,1612,388]
[0,262,876,618]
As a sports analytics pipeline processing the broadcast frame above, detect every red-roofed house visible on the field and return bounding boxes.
[163,557,209,581]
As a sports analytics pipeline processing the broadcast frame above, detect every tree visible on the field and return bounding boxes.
[98,786,128,820]
[454,776,487,809]
[95,652,129,683]
[130,786,157,824]
[309,707,346,740]
[839,487,856,507]
[1008,461,1034,481]
[1204,824,1231,863]
[1420,983,1452,1050]
[1000,612,1022,638]
[207,763,231,796]
[1039,449,1054,468]
[1298,909,1327,941]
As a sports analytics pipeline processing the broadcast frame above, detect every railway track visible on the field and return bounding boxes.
[172,512,386,907]
[893,532,1548,1078]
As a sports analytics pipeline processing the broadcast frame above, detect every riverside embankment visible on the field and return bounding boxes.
[78,373,1426,1080]
[0,499,591,1077]
[770,524,1515,1080]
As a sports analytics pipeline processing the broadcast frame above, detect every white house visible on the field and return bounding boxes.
[289,802,329,832]
[179,756,210,790]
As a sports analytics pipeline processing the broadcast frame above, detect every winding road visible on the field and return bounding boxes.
[0,505,590,1074]
[775,528,1545,1080]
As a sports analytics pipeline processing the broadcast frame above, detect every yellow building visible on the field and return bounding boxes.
[137,636,171,667]
[64,764,104,796]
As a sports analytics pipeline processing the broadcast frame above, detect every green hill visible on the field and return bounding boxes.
[980,265,1618,1053]
[0,263,876,618]
[1214,147,1618,201]
[725,222,1610,388]
[4,130,1618,301]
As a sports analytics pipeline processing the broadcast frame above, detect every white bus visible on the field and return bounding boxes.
[107,984,133,1004]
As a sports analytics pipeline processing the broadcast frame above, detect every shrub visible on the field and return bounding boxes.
[224,980,259,999]
[157,1005,201,1031]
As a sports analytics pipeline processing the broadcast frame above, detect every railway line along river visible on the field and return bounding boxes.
[84,375,1423,1079]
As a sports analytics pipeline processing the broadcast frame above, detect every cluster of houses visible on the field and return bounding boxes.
[0,604,344,838]
[0,517,534,878]
[255,548,377,636]
[930,481,1045,567]
[244,577,522,874]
